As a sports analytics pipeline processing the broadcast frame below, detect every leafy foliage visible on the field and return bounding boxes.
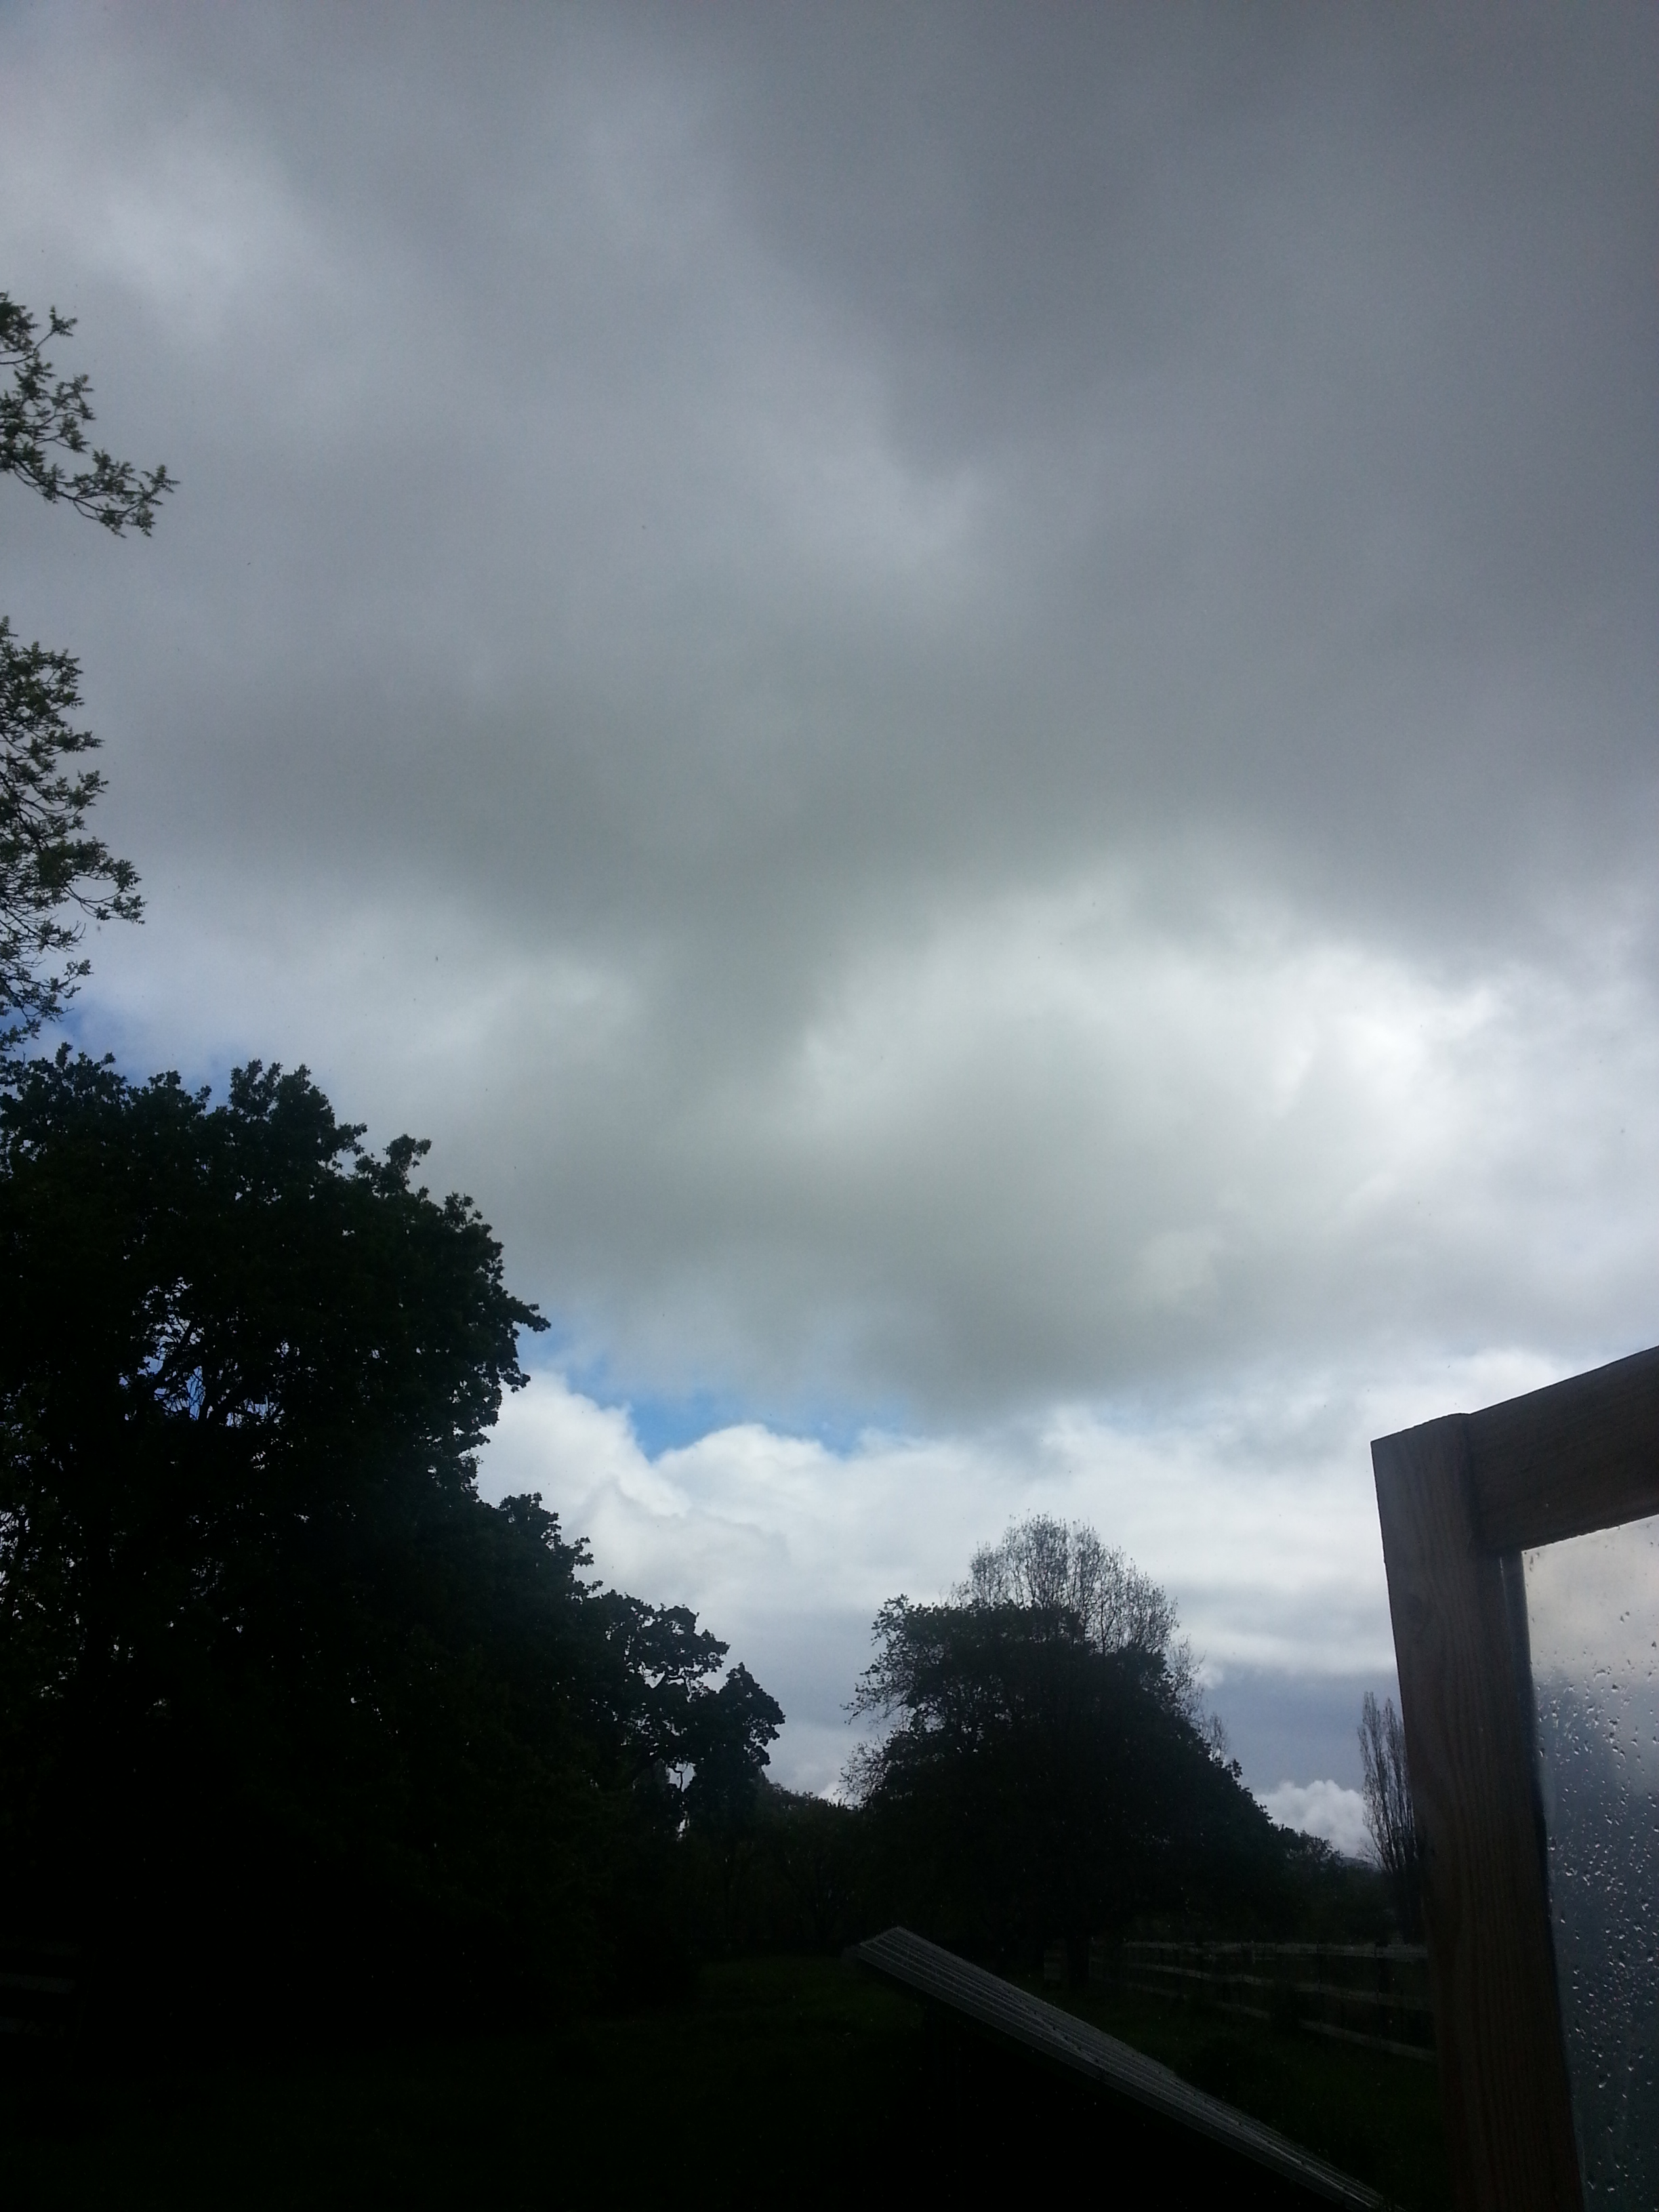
[960,1515,1216,1738]
[846,1518,1309,1965]
[0,1052,778,2030]
[0,628,142,1044]
[0,294,169,1047]
[684,1782,869,1957]
[962,1515,1178,1648]
[1,296,174,533]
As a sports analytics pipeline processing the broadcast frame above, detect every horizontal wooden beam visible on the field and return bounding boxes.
[1465,1342,1659,1551]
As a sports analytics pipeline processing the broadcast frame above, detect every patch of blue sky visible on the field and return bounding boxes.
[521,1333,901,1461]
[41,1001,247,1107]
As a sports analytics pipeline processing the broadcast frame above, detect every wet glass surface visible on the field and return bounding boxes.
[1523,1513,1659,2206]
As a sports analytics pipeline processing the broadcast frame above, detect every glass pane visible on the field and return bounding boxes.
[1523,1513,1659,2206]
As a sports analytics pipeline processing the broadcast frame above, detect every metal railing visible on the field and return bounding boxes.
[1090,1938,1435,2063]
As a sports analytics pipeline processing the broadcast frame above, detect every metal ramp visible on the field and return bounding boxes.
[851,1926,1387,2210]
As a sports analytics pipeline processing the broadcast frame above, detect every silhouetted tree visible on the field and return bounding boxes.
[1358,1692,1423,1937]
[1,299,173,527]
[681,1664,786,1830]
[958,1515,1224,1746]
[0,1050,777,2030]
[1,295,172,1046]
[846,1523,1287,1965]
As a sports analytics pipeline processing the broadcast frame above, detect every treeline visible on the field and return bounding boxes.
[0,1053,1389,2044]
[695,1521,1389,1972]
[0,1054,780,2036]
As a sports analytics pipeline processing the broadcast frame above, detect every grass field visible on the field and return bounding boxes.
[0,1954,1450,2209]
[1051,1978,1450,2209]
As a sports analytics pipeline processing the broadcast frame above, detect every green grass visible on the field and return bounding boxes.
[0,1956,1450,2209]
[1048,1978,1450,2211]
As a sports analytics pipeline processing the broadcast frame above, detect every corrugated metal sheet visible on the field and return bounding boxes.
[850,1927,1387,2210]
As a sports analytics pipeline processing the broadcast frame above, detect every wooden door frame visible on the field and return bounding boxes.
[1371,1343,1659,2212]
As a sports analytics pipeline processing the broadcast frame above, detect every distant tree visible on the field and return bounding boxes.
[964,1515,1172,1630]
[1358,1691,1424,1937]
[960,1515,1218,1743]
[684,1780,867,1957]
[846,1520,1284,1966]
[0,1050,778,2028]
[1,295,173,1046]
[680,1663,785,1830]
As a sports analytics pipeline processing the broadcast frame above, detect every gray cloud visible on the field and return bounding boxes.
[2,7,1655,1473]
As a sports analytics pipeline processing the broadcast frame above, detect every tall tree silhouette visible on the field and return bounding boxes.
[0,295,173,1046]
[1358,1692,1423,1937]
[0,1051,778,2028]
[848,1519,1291,1965]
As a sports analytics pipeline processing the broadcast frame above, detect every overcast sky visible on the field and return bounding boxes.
[3,2,1655,1838]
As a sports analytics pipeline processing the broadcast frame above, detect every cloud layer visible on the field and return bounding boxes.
[3,2,1655,1802]
[473,1345,1557,1797]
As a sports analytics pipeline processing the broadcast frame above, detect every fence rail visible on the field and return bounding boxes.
[0,1940,81,2039]
[1090,1938,1435,2064]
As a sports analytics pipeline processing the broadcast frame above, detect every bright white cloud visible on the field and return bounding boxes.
[474,1347,1557,1793]
[1259,1780,1373,1862]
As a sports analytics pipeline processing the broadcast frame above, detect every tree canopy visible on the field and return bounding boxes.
[1,294,171,1048]
[847,1517,1312,1965]
[0,626,142,1047]
[0,1051,779,2028]
[957,1515,1208,1729]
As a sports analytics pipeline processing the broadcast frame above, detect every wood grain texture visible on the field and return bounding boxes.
[1465,1343,1659,1551]
[1372,1415,1582,2212]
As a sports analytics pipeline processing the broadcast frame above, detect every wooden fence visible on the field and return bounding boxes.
[1088,1938,1435,2063]
[0,1938,80,2039]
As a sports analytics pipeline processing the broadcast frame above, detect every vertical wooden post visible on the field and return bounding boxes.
[1372,1414,1580,2212]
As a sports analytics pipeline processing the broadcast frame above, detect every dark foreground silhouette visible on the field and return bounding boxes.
[3,1052,1391,2055]
[0,1954,1451,2209]
[0,1052,779,2033]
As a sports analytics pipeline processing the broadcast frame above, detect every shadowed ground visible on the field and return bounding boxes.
[1,1956,1448,2209]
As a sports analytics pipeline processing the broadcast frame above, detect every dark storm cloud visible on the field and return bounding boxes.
[665,2,1659,928]
[1,1,1654,1432]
